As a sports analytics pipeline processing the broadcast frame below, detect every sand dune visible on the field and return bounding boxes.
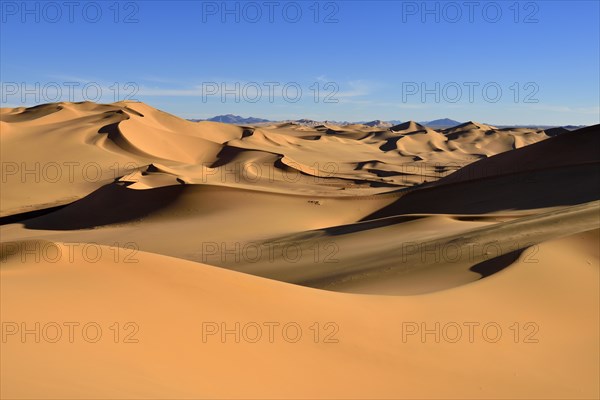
[1,101,598,399]
[1,232,598,399]
[1,102,555,218]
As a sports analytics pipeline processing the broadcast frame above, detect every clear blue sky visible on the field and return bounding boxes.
[1,0,599,125]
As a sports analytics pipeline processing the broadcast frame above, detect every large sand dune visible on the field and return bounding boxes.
[1,101,598,399]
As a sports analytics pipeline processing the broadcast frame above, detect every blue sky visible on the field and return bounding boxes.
[1,0,599,124]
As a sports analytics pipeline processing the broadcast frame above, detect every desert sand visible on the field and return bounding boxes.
[1,101,598,399]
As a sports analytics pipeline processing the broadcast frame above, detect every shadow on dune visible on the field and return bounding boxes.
[470,249,525,278]
[443,125,600,184]
[379,137,401,152]
[364,125,600,219]
[364,164,600,218]
[23,183,187,230]
[209,146,247,168]
[0,204,69,226]
[320,215,426,236]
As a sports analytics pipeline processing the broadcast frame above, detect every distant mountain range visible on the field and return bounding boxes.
[188,115,586,130]
[360,118,462,128]
[189,116,464,127]
[189,114,271,124]
[363,120,393,128]
[421,118,462,127]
